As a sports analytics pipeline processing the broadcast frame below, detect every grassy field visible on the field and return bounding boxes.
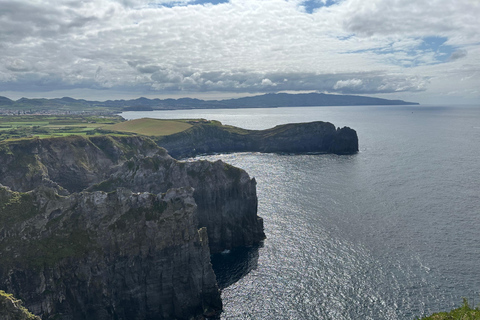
[103,118,193,136]
[0,116,203,141]
[0,115,123,141]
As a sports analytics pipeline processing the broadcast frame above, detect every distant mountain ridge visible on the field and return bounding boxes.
[0,93,418,113]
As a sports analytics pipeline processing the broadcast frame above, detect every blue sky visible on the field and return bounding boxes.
[0,0,478,104]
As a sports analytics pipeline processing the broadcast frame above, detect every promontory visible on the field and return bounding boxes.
[0,120,358,319]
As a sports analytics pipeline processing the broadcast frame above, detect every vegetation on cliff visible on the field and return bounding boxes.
[103,118,193,136]
[0,290,40,320]
[0,115,123,141]
[419,299,480,319]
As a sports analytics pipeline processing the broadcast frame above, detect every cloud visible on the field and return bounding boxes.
[333,79,362,90]
[448,49,467,61]
[261,78,276,86]
[0,0,478,103]
[6,59,32,72]
[335,0,480,41]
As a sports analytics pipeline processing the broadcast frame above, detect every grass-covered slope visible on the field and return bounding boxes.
[420,299,480,320]
[103,118,192,136]
[0,115,123,141]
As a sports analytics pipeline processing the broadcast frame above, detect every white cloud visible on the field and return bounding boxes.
[0,0,478,103]
[333,79,363,90]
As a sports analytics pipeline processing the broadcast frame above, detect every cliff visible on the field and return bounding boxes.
[0,135,264,319]
[0,185,221,319]
[88,157,263,253]
[155,121,358,159]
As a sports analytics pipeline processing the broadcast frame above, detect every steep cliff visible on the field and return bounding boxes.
[89,156,264,253]
[0,185,221,319]
[0,136,264,253]
[0,135,264,319]
[154,121,358,159]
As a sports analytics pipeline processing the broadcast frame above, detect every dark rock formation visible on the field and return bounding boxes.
[0,135,264,319]
[0,136,264,253]
[0,135,161,193]
[155,121,359,159]
[89,157,263,253]
[0,185,221,319]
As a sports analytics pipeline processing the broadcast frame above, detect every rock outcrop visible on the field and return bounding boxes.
[154,121,358,159]
[0,135,264,319]
[88,157,263,253]
[0,185,221,319]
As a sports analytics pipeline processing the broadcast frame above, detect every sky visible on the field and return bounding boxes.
[0,0,479,104]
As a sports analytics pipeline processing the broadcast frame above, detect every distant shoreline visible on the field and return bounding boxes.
[0,92,419,115]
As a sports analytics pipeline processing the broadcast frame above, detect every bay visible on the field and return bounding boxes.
[121,105,480,319]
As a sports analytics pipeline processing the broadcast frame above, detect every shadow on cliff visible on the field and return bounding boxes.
[210,243,263,290]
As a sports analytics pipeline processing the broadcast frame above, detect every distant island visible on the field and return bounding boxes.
[0,92,419,114]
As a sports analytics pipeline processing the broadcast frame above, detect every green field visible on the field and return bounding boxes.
[104,118,193,136]
[0,116,206,141]
[0,115,124,141]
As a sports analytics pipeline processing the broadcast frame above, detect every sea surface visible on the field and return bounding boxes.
[121,105,480,319]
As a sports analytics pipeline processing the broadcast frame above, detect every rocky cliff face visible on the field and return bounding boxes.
[155,121,358,159]
[0,136,161,193]
[0,136,264,253]
[0,135,264,319]
[0,185,221,319]
[89,156,263,253]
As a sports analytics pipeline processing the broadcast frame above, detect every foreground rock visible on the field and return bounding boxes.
[0,185,221,319]
[155,121,358,159]
[89,157,263,253]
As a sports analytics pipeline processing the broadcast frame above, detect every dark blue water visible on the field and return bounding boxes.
[122,105,480,319]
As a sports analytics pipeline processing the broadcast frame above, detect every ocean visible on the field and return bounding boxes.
[121,105,480,319]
